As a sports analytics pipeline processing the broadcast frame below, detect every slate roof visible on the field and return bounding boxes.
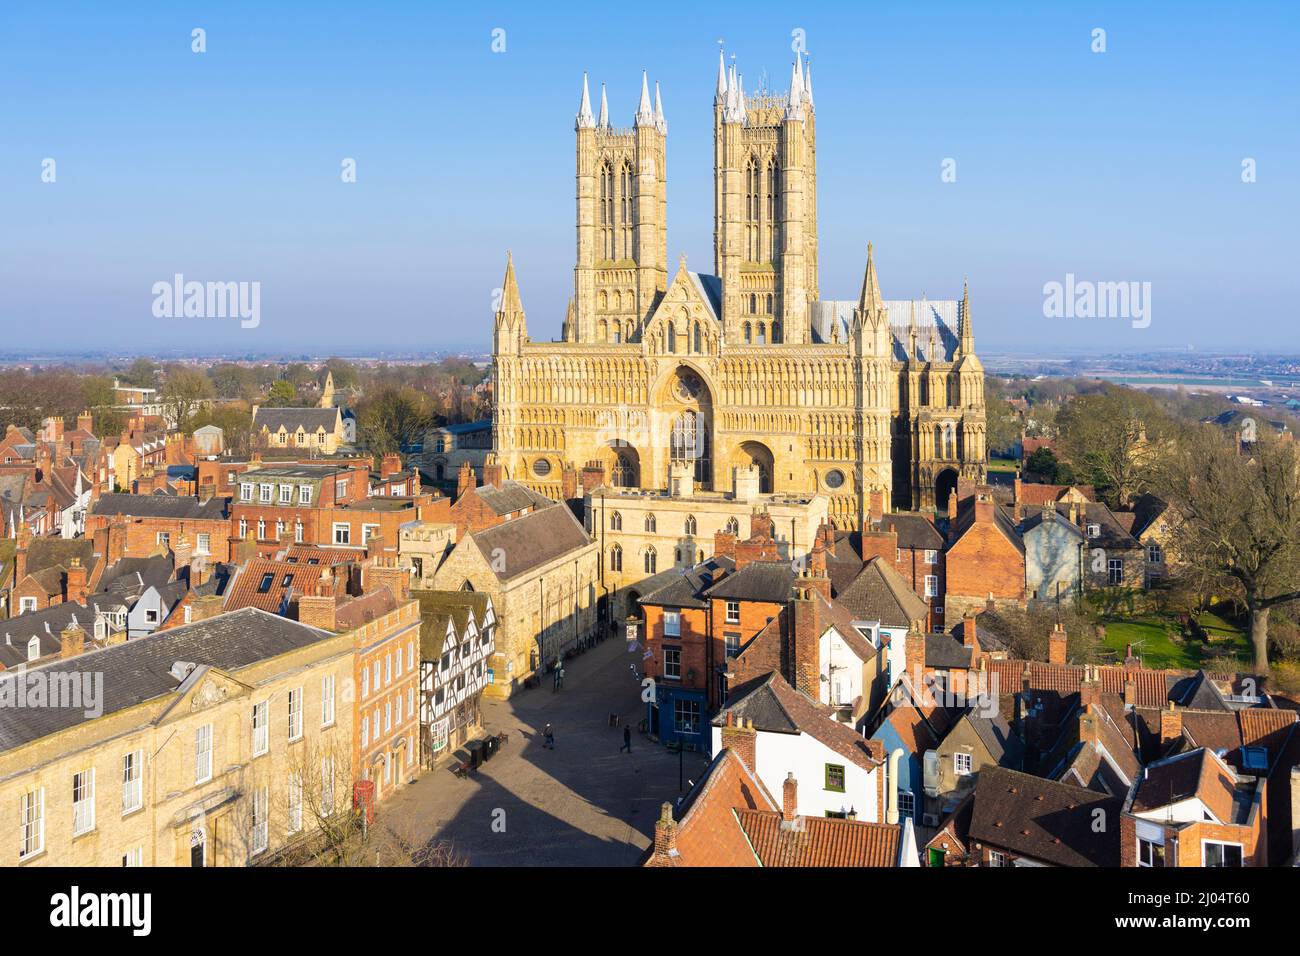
[835,557,929,628]
[0,600,122,668]
[1130,749,1246,824]
[1127,493,1170,539]
[967,766,1122,866]
[880,513,945,551]
[468,504,591,582]
[473,481,555,517]
[252,407,341,434]
[965,711,1025,768]
[97,554,176,602]
[924,632,974,670]
[952,497,1025,554]
[91,494,227,522]
[703,561,795,604]
[639,555,735,609]
[0,608,334,753]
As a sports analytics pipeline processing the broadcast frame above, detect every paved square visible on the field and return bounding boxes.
[381,634,711,866]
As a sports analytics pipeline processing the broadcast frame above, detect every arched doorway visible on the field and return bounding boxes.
[730,440,775,494]
[190,826,206,867]
[935,468,959,513]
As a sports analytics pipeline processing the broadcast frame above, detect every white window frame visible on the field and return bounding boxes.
[1202,840,1244,868]
[288,687,303,741]
[251,786,269,855]
[195,724,213,784]
[240,482,253,502]
[333,523,351,545]
[196,532,211,555]
[299,485,312,505]
[279,484,293,504]
[72,768,96,835]
[725,601,740,624]
[122,750,143,814]
[20,788,44,859]
[663,609,681,637]
[287,772,303,833]
[954,752,973,776]
[122,846,143,867]
[361,666,369,698]
[924,549,938,565]
[924,574,939,598]
[321,674,335,727]
[259,483,273,503]
[663,647,681,681]
[1137,837,1165,867]
[252,700,269,757]
[897,791,915,819]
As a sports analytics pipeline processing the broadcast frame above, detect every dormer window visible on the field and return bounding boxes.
[27,637,40,661]
[1086,523,1101,538]
[1242,747,1268,771]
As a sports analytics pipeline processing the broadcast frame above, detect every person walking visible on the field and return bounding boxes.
[543,722,555,749]
[620,725,632,753]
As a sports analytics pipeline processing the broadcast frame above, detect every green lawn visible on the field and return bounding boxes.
[988,457,1019,474]
[1097,607,1250,671]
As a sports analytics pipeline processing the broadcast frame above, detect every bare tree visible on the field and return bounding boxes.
[1056,388,1165,507]
[1156,425,1300,677]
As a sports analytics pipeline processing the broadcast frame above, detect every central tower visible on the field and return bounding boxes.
[714,52,819,346]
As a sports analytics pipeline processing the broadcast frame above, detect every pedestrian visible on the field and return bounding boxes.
[620,725,632,753]
[543,722,554,749]
[558,667,566,690]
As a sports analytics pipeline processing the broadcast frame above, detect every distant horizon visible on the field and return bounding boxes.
[2,2,1296,352]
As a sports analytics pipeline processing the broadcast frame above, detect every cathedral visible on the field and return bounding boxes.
[491,50,987,528]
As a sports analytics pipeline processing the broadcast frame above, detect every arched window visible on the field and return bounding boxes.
[644,548,657,573]
[685,514,697,536]
[750,294,757,314]
[725,517,740,536]
[757,322,767,345]
[610,511,622,531]
[693,322,702,354]
[767,159,781,261]
[609,545,623,572]
[645,513,657,533]
[745,157,760,260]
[599,161,614,259]
[772,320,782,344]
[611,454,634,487]
[667,324,676,353]
[619,162,634,259]
[598,319,608,341]
[613,324,622,344]
[743,322,752,344]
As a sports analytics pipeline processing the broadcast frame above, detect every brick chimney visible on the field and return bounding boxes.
[1123,677,1137,708]
[580,460,606,495]
[782,772,798,822]
[561,463,578,501]
[974,489,995,525]
[190,593,225,623]
[962,612,981,655]
[713,530,738,560]
[1078,702,1098,746]
[365,530,387,560]
[455,461,475,500]
[189,557,211,589]
[905,619,927,676]
[77,410,94,435]
[719,711,756,770]
[60,621,85,659]
[380,453,402,478]
[947,487,958,526]
[1079,663,1100,707]
[868,490,885,525]
[859,526,898,566]
[365,556,410,600]
[1159,701,1183,746]
[1048,623,1068,665]
[790,585,821,697]
[749,509,774,542]
[13,522,31,584]
[481,454,503,489]
[106,516,127,565]
[65,557,89,604]
[297,570,338,631]
[172,532,193,571]
[651,802,679,865]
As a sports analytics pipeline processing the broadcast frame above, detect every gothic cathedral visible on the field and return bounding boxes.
[491,50,987,528]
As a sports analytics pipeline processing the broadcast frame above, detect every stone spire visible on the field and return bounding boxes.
[804,60,814,108]
[958,277,975,356]
[784,55,805,121]
[499,250,523,318]
[909,299,919,361]
[858,242,885,315]
[654,81,667,134]
[576,73,595,129]
[598,83,609,128]
[716,48,728,102]
[635,71,654,127]
[724,62,746,124]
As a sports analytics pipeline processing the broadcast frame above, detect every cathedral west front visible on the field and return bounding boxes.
[491,49,986,528]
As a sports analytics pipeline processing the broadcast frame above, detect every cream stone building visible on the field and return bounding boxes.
[0,608,356,867]
[429,504,598,696]
[491,50,987,528]
[585,462,829,617]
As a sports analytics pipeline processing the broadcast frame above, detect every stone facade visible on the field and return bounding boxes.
[491,52,986,529]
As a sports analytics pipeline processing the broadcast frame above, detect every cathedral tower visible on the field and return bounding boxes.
[573,72,668,344]
[714,52,818,346]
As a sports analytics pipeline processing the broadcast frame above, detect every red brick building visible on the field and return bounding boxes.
[85,494,232,563]
[944,489,1025,617]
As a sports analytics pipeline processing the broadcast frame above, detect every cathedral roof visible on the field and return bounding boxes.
[810,299,960,361]
[687,272,723,322]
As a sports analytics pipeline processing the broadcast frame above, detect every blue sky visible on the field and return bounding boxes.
[1,2,1296,354]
